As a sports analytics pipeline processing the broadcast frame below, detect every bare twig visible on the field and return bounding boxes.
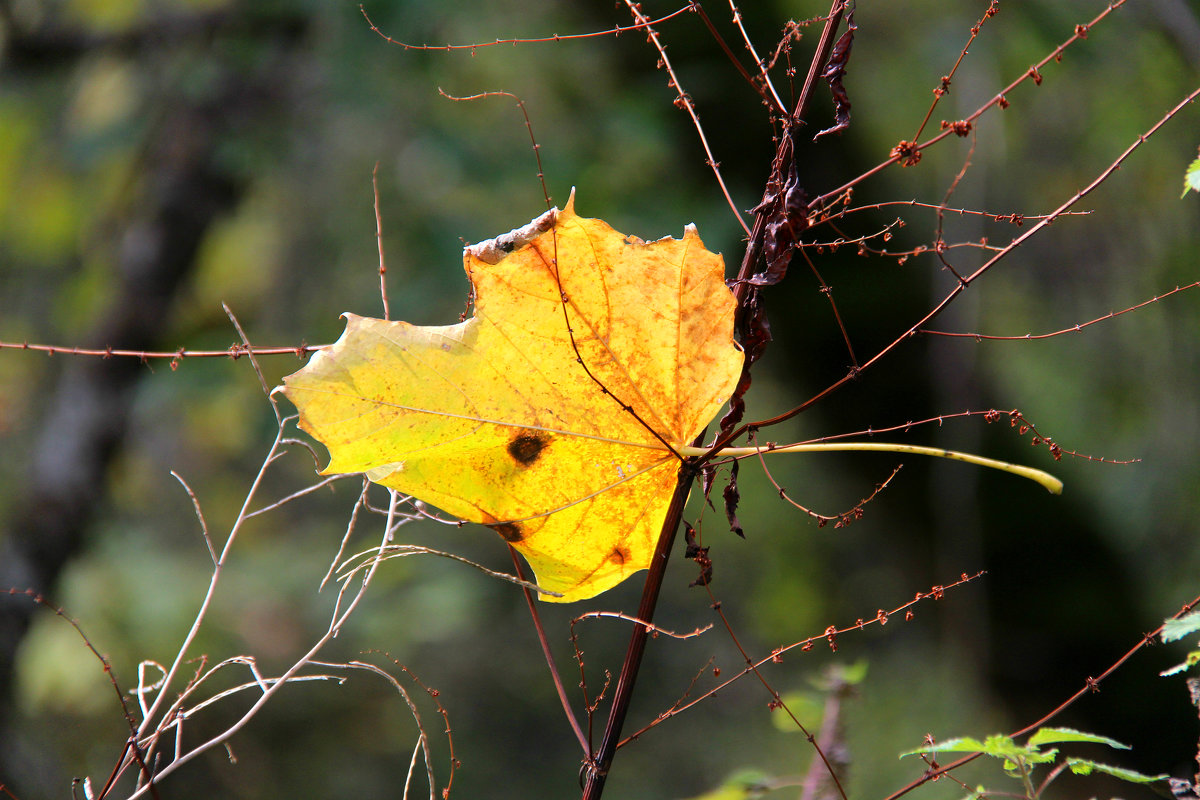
[509,546,589,754]
[360,3,695,51]
[920,281,1200,340]
[169,471,215,566]
[372,162,391,321]
[620,0,752,237]
[737,85,1200,439]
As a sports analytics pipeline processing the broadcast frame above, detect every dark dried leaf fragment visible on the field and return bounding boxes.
[718,294,771,437]
[683,522,712,588]
[751,151,810,288]
[722,459,744,538]
[814,9,857,141]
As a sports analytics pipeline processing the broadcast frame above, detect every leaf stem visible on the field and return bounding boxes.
[683,442,1063,495]
[508,546,590,755]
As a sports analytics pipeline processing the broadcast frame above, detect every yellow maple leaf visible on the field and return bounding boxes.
[280,192,744,602]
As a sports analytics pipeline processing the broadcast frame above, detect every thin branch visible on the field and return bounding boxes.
[570,611,712,640]
[910,1,999,144]
[170,471,215,566]
[727,0,787,114]
[335,542,560,597]
[920,282,1200,340]
[735,84,1200,440]
[687,559,850,800]
[622,573,987,744]
[0,341,324,360]
[509,546,589,754]
[620,0,752,238]
[222,304,269,398]
[372,162,391,321]
[437,90,551,210]
[807,0,1134,215]
[690,2,784,115]
[360,3,696,51]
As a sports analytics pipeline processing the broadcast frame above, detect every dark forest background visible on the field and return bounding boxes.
[1,1,1198,798]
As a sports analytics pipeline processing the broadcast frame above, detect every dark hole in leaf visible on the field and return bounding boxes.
[507,432,548,466]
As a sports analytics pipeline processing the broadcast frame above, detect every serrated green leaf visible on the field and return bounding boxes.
[1018,748,1059,766]
[1065,757,1167,784]
[903,734,1054,765]
[901,736,988,757]
[1028,727,1129,749]
[1183,154,1200,198]
[1162,611,1200,643]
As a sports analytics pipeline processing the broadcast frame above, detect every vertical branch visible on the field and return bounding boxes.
[373,162,391,321]
[710,0,849,451]
[581,8,855,797]
[581,461,697,799]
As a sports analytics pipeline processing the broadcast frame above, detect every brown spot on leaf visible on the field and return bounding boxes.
[608,546,631,566]
[491,522,524,543]
[507,432,548,466]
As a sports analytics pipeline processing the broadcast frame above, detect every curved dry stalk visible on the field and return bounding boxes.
[335,542,560,597]
[133,418,291,743]
[121,491,402,799]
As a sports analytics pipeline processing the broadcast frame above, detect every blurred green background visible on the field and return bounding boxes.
[1,1,1198,798]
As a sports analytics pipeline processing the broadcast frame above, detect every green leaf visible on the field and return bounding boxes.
[1160,650,1200,677]
[1027,727,1129,749]
[681,770,777,800]
[1065,757,1167,784]
[1183,153,1200,198]
[1162,611,1200,643]
[901,736,988,757]
[840,659,869,686]
[902,734,1055,766]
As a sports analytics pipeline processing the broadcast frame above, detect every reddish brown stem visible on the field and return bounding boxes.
[509,546,589,755]
[580,6,851,797]
[580,461,697,798]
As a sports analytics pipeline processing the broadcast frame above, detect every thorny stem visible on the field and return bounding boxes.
[581,6,852,797]
[733,83,1200,440]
